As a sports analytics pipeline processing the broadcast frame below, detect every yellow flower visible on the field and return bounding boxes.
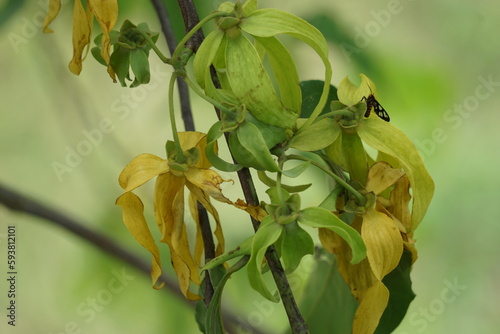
[320,162,413,333]
[115,132,232,300]
[43,0,118,76]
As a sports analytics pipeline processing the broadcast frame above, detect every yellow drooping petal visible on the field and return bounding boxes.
[42,0,62,33]
[118,154,169,192]
[352,280,390,334]
[178,132,215,169]
[68,0,93,75]
[88,0,118,78]
[320,222,392,334]
[116,192,164,289]
[358,117,434,231]
[184,167,233,204]
[187,186,225,258]
[365,162,405,196]
[153,173,201,299]
[362,209,403,280]
[388,174,412,232]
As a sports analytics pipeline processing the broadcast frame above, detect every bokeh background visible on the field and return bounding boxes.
[1,0,499,333]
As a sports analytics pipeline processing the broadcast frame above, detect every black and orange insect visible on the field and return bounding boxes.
[361,87,390,122]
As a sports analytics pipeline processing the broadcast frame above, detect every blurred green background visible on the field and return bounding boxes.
[0,0,499,333]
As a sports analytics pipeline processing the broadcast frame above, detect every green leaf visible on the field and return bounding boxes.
[247,216,283,301]
[257,171,311,193]
[230,121,280,172]
[296,249,357,334]
[202,237,252,272]
[341,130,368,185]
[245,113,287,149]
[289,118,340,151]
[130,49,150,87]
[281,222,314,274]
[282,161,311,178]
[110,46,131,87]
[205,258,249,334]
[298,207,366,264]
[375,249,415,333]
[205,121,242,172]
[300,80,338,118]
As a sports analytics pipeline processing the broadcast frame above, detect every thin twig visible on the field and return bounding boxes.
[0,183,184,301]
[0,183,263,334]
[150,0,217,315]
[149,0,195,131]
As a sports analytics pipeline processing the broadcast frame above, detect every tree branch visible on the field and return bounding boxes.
[152,0,218,312]
[149,0,195,131]
[174,1,309,332]
[0,183,263,334]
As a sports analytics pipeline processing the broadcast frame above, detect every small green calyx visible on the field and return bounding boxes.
[330,100,366,129]
[165,141,199,172]
[92,20,159,87]
[219,103,247,132]
[265,189,301,225]
[117,20,154,49]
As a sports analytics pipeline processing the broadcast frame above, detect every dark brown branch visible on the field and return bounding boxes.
[0,183,263,334]
[174,0,309,332]
[177,0,205,52]
[0,182,184,301]
[150,0,218,317]
[149,0,195,131]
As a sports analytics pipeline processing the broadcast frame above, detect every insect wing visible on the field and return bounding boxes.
[372,100,390,122]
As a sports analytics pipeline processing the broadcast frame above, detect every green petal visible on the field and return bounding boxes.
[247,216,283,301]
[254,36,301,113]
[358,118,435,230]
[298,207,366,264]
[193,29,224,88]
[225,30,297,127]
[290,118,340,151]
[337,74,376,106]
[241,9,331,124]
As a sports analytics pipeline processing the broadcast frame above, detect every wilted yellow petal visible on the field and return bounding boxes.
[358,117,434,231]
[388,174,412,231]
[362,209,403,280]
[184,167,232,204]
[118,154,168,192]
[88,0,118,66]
[188,193,205,266]
[115,192,164,289]
[68,0,93,75]
[352,280,389,334]
[365,161,405,195]
[153,173,201,298]
[187,188,225,259]
[178,132,215,169]
[42,0,61,33]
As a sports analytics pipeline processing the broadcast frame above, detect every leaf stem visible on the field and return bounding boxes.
[287,154,366,205]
